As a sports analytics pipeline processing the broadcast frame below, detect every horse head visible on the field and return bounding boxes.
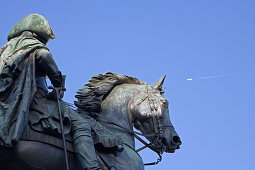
[130,75,182,154]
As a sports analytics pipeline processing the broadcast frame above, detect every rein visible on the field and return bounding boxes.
[93,112,162,166]
[67,86,168,166]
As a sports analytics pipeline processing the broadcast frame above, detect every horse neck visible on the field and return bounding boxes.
[99,84,139,149]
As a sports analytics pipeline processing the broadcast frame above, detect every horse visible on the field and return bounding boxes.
[0,73,181,170]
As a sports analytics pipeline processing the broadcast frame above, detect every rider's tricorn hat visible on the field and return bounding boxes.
[7,14,55,41]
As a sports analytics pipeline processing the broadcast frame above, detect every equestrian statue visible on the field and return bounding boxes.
[0,14,182,170]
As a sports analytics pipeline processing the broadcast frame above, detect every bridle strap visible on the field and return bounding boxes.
[67,92,164,166]
[92,112,162,166]
[134,133,162,166]
[134,134,152,152]
[147,88,163,137]
[133,120,154,152]
[135,145,148,152]
[67,102,157,138]
[93,112,156,137]
[144,153,162,166]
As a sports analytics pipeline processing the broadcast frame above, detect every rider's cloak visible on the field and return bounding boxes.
[0,32,46,146]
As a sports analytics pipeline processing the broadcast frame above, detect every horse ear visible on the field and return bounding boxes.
[152,75,166,90]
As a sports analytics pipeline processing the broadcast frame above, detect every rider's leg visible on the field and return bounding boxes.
[69,109,101,170]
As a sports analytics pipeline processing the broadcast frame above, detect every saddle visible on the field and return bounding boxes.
[23,89,123,153]
[21,125,74,153]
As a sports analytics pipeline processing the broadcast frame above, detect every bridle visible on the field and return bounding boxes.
[91,87,173,166]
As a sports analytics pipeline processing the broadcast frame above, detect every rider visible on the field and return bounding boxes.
[0,14,101,169]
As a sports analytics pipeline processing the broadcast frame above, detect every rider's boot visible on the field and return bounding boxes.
[70,110,102,170]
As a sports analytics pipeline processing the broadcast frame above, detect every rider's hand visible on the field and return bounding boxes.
[47,87,65,100]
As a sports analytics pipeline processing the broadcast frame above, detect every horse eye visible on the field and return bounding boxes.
[141,112,147,116]
[154,93,161,97]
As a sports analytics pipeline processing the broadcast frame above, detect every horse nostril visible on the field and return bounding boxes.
[161,138,168,147]
[172,136,182,145]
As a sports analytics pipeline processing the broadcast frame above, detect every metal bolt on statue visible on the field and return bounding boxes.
[0,14,181,170]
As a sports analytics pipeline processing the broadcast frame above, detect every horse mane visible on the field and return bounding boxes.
[74,72,147,113]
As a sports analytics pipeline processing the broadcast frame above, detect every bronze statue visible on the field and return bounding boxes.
[0,14,181,170]
[0,14,109,170]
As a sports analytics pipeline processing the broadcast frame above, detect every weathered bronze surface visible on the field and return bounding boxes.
[0,14,181,170]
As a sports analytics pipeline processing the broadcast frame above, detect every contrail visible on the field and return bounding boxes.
[186,73,233,81]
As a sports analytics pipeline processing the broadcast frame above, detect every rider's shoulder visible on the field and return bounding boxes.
[35,48,52,59]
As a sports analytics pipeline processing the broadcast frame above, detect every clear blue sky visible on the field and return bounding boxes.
[1,1,255,170]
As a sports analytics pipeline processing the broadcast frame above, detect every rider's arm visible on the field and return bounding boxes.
[35,49,62,87]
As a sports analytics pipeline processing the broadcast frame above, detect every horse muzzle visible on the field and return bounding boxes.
[161,134,182,153]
